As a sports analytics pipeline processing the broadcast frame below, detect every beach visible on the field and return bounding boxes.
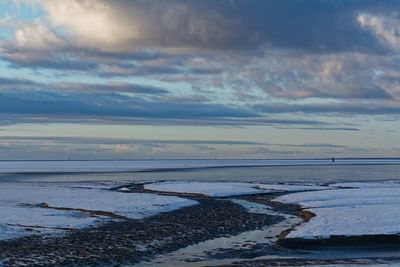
[1,160,400,266]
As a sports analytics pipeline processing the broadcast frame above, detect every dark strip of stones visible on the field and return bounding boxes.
[112,182,213,199]
[218,257,400,267]
[0,185,285,267]
[278,234,400,249]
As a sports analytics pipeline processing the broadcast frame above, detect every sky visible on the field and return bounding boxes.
[0,0,400,159]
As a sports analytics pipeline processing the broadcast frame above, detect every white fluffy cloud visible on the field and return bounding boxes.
[41,0,140,50]
[14,21,64,50]
[358,12,400,50]
[22,0,240,52]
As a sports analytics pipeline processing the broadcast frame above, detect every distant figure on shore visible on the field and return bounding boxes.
[332,157,335,163]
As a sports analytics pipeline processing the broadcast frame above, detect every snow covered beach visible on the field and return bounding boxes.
[1,179,400,266]
[145,181,400,243]
[1,160,400,266]
[0,181,283,266]
[0,182,197,241]
[277,182,400,239]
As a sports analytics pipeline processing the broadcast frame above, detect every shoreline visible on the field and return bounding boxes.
[1,182,400,266]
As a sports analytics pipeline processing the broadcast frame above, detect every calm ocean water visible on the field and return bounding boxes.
[1,159,399,184]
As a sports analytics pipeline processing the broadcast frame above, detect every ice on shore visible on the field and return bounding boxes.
[145,181,327,197]
[0,183,197,241]
[146,181,400,240]
[3,179,398,242]
[276,182,400,239]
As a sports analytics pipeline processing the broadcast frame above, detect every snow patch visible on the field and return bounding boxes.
[0,183,196,241]
[276,182,400,239]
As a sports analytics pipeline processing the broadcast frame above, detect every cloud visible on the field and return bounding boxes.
[114,144,136,154]
[34,0,248,51]
[0,136,267,146]
[1,75,398,127]
[0,1,396,68]
[232,50,397,100]
[0,12,14,28]
[1,76,347,127]
[1,1,399,100]
[54,82,169,95]
[0,20,80,68]
[255,101,400,115]
[0,78,258,125]
[0,76,43,88]
[0,136,360,160]
[13,20,64,50]
[18,0,389,52]
[0,136,267,159]
[249,146,300,156]
[358,12,400,51]
[284,143,347,148]
[277,127,360,132]
[2,1,400,129]
[0,77,169,95]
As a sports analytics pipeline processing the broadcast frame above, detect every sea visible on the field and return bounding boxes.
[0,158,399,183]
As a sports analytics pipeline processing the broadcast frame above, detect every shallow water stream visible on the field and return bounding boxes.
[134,199,400,266]
[134,199,300,266]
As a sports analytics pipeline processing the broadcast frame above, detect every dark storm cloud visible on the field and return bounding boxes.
[3,0,393,63]
[2,0,398,81]
[102,0,389,52]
